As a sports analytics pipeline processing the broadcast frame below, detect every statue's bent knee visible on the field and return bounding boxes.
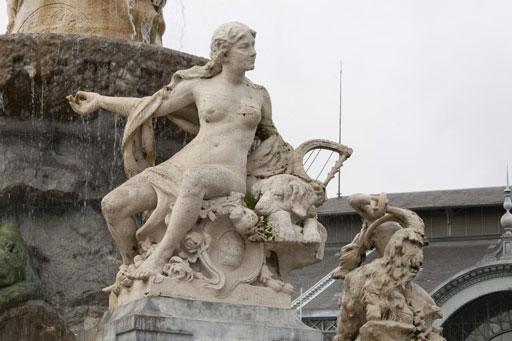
[180,171,207,197]
[101,193,121,218]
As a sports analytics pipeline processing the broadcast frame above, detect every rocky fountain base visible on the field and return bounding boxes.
[0,33,204,337]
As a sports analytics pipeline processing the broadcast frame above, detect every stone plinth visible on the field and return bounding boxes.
[91,297,322,341]
[112,276,290,309]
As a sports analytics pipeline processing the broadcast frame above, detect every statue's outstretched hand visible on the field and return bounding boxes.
[66,91,100,116]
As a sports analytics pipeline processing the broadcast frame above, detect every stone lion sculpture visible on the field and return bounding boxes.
[0,223,40,312]
[252,174,322,243]
[333,194,445,341]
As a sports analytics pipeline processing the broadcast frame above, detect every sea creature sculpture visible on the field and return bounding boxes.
[333,193,445,341]
[0,223,41,312]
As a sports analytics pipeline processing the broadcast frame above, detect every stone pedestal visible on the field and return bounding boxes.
[91,297,322,341]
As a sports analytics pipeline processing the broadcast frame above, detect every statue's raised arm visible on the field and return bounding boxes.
[67,72,201,176]
[67,92,143,118]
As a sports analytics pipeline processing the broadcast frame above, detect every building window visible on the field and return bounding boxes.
[443,290,512,341]
[303,318,337,341]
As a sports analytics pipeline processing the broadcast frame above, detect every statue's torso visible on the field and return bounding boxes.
[168,79,264,175]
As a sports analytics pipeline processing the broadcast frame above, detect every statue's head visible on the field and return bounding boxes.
[383,229,424,284]
[0,224,26,288]
[210,22,257,71]
[169,21,257,89]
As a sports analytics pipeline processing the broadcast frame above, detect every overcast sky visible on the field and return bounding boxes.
[2,1,511,197]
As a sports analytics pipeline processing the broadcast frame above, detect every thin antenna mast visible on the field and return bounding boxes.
[507,164,510,189]
[337,60,343,198]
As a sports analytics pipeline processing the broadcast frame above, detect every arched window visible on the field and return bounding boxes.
[489,331,512,340]
[443,291,512,341]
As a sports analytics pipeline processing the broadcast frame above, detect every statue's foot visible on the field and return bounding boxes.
[109,264,133,289]
[127,251,166,281]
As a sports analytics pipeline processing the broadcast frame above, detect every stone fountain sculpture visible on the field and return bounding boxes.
[332,193,445,341]
[7,0,166,44]
[67,21,352,339]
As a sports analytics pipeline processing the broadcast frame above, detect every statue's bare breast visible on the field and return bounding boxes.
[167,81,264,172]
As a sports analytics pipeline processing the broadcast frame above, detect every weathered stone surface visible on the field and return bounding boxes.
[0,223,41,312]
[0,32,205,204]
[2,206,117,333]
[333,193,445,341]
[7,0,166,45]
[358,320,416,341]
[91,297,322,341]
[0,33,206,334]
[0,300,74,341]
[0,33,205,120]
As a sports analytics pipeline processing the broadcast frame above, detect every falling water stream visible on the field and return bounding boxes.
[175,0,186,50]
[127,0,138,42]
[167,0,187,50]
[0,92,5,113]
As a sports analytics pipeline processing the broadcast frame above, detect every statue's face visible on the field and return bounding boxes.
[224,33,256,71]
[0,225,26,288]
[401,241,423,283]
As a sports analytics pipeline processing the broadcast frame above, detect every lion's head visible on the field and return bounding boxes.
[252,174,317,222]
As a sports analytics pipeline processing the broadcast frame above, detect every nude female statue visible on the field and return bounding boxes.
[67,22,277,278]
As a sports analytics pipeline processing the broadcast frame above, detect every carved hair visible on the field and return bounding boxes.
[168,22,256,90]
[360,229,422,321]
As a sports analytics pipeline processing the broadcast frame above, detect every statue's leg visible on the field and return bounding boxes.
[138,166,245,273]
[101,176,157,265]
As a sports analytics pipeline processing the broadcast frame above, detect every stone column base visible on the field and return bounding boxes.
[90,297,322,341]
